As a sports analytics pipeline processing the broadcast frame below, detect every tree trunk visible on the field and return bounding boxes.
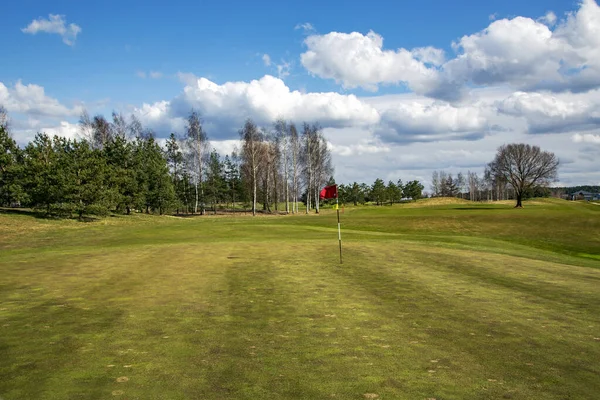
[252,168,257,216]
[515,192,523,208]
[194,183,199,214]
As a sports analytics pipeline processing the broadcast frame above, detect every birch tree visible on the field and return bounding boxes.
[239,119,264,216]
[185,110,209,214]
[289,123,300,213]
[274,118,290,214]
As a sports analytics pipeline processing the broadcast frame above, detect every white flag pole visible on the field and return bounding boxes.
[336,186,342,264]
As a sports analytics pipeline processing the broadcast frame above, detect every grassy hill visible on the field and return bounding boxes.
[1,199,599,399]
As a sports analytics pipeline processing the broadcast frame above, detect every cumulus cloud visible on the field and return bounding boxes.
[497,90,600,133]
[163,74,380,138]
[132,75,500,145]
[40,121,80,140]
[301,0,600,99]
[4,76,598,185]
[22,14,81,46]
[301,30,441,93]
[0,80,82,118]
[380,101,487,135]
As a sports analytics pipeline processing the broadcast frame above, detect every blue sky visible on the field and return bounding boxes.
[2,0,600,187]
[1,0,576,103]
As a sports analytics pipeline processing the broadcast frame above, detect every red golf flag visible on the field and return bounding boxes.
[320,185,338,200]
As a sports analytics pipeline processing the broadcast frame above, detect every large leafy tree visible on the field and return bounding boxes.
[488,143,559,208]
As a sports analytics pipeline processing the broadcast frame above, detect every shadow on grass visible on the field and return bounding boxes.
[454,207,505,210]
[0,207,101,222]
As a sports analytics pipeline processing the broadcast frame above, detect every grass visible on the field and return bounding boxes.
[1,198,599,399]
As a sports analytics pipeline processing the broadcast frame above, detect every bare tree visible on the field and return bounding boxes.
[289,123,300,213]
[312,128,333,213]
[78,110,94,143]
[274,118,290,214]
[239,119,265,216]
[300,123,332,214]
[128,114,144,140]
[468,171,479,201]
[488,143,559,208]
[301,123,314,213]
[186,110,210,214]
[0,105,10,133]
[111,112,128,140]
[431,170,440,197]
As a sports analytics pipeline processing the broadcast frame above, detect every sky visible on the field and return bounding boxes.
[2,0,600,189]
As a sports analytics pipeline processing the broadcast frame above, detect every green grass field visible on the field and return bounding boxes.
[1,198,599,399]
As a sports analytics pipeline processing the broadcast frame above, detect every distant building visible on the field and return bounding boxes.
[569,191,600,201]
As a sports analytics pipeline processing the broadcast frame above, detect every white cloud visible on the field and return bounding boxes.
[329,139,391,157]
[40,121,80,140]
[0,80,82,118]
[538,11,558,26]
[136,71,147,79]
[295,22,315,33]
[262,54,272,66]
[412,47,446,66]
[301,30,441,93]
[496,90,600,133]
[489,13,498,21]
[164,74,380,138]
[301,0,600,99]
[21,14,81,46]
[276,60,291,79]
[573,133,600,143]
[4,77,599,186]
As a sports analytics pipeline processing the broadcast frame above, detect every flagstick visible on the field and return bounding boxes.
[336,194,342,264]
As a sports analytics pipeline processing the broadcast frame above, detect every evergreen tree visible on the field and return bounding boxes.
[206,149,225,214]
[103,135,137,214]
[23,134,64,215]
[371,178,386,205]
[0,126,26,206]
[165,133,184,213]
[63,139,109,218]
[387,181,401,205]
[403,180,424,200]
[144,137,176,215]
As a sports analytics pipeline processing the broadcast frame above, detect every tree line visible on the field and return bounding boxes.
[332,179,424,207]
[0,107,340,217]
[2,103,556,213]
[430,143,559,207]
